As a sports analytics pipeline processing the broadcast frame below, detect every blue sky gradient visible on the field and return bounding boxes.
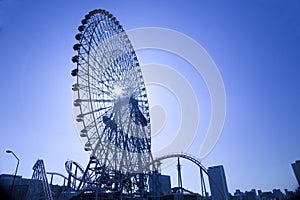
[0,0,299,194]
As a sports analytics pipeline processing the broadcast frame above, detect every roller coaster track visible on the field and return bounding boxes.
[153,152,226,200]
[153,152,208,172]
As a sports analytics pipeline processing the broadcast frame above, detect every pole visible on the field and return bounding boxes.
[6,150,20,197]
[177,157,183,200]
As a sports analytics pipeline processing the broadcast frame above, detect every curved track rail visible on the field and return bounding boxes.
[153,153,226,200]
[153,152,207,172]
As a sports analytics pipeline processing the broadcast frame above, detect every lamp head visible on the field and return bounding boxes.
[6,150,12,153]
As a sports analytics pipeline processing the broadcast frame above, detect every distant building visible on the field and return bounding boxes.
[232,188,296,200]
[232,189,257,200]
[0,174,69,200]
[257,189,262,197]
[292,160,300,186]
[244,189,256,200]
[0,174,31,200]
[208,165,230,200]
[149,173,171,196]
[233,189,244,200]
[285,189,296,199]
[260,191,275,200]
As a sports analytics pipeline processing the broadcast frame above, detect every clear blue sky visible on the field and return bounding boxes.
[0,0,299,194]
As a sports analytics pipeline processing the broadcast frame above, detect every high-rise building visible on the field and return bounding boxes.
[292,160,300,186]
[208,165,230,200]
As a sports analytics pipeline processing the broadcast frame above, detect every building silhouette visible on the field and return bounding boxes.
[232,188,294,200]
[292,160,300,186]
[208,165,230,200]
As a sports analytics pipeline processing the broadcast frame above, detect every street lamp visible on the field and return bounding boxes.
[6,149,20,196]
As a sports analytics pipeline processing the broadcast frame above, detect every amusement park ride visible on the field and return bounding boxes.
[25,9,224,200]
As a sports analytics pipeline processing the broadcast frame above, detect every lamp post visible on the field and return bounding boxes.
[6,150,20,196]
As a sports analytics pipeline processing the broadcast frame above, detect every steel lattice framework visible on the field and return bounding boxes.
[65,156,149,194]
[26,160,53,200]
[71,9,151,175]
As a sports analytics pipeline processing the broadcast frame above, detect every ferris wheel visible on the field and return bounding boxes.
[71,9,152,174]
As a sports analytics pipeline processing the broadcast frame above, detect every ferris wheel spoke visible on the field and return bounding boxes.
[87,84,111,96]
[75,99,113,106]
[80,106,113,118]
[88,54,103,69]
[85,72,104,87]
[93,25,104,44]
[98,80,114,91]
[76,70,89,82]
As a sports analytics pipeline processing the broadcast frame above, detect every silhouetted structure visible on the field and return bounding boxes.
[0,174,71,200]
[0,174,30,200]
[292,160,300,186]
[208,165,229,200]
[232,188,296,200]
